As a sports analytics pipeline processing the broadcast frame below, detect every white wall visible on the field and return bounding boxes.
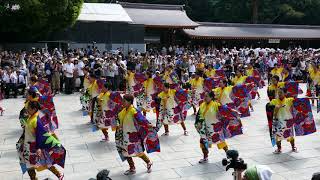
[69,43,106,52]
[112,43,146,54]
[61,43,146,54]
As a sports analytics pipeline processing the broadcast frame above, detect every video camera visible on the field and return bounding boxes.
[222,150,247,171]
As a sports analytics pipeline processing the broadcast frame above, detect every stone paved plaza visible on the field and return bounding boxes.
[0,84,319,180]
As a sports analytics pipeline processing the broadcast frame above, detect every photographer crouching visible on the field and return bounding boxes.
[223,150,273,180]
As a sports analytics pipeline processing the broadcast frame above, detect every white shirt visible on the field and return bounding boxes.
[105,63,115,77]
[114,64,119,76]
[2,73,9,83]
[245,57,251,64]
[300,61,306,70]
[189,64,196,73]
[17,74,25,84]
[9,73,17,84]
[63,63,75,78]
[267,58,277,68]
[77,61,85,76]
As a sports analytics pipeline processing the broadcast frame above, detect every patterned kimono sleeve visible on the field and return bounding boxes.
[218,105,243,139]
[39,95,58,128]
[230,85,250,117]
[194,111,206,137]
[39,79,52,96]
[35,117,66,169]
[114,116,126,161]
[19,107,28,128]
[285,82,299,98]
[134,111,160,153]
[153,76,164,93]
[109,92,123,115]
[292,98,317,136]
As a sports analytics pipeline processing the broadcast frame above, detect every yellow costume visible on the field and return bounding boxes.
[205,69,216,78]
[232,75,248,85]
[195,101,228,150]
[271,67,284,78]
[213,86,233,105]
[189,77,204,106]
[158,89,178,124]
[125,72,136,93]
[270,97,294,142]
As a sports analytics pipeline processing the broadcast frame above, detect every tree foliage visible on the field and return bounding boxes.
[0,0,84,42]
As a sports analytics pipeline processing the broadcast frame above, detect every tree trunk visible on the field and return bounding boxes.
[252,0,258,23]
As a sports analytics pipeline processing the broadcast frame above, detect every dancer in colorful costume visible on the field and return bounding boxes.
[163,65,180,89]
[94,82,122,141]
[232,70,254,112]
[214,79,251,117]
[267,75,302,101]
[245,64,262,99]
[232,70,248,86]
[213,80,233,106]
[20,87,58,132]
[307,63,320,107]
[158,83,189,136]
[195,91,242,163]
[270,64,284,81]
[204,65,216,78]
[125,70,137,94]
[80,67,91,113]
[189,72,205,115]
[87,74,102,123]
[29,75,52,96]
[136,71,162,116]
[269,89,316,153]
[267,76,286,101]
[115,94,160,175]
[16,101,66,180]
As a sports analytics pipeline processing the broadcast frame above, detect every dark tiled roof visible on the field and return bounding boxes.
[119,2,199,29]
[184,22,320,40]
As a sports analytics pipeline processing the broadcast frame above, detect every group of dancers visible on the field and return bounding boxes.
[14,62,319,179]
[79,64,268,175]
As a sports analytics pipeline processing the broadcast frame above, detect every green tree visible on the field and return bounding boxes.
[0,0,83,42]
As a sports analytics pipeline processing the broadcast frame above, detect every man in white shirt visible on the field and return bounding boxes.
[77,58,85,89]
[4,69,18,98]
[267,56,278,69]
[188,58,196,76]
[16,70,26,95]
[63,57,75,94]
[105,59,116,90]
[113,61,120,91]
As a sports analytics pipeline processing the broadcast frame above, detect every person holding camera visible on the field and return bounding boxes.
[236,165,273,180]
[195,91,242,163]
[223,150,273,180]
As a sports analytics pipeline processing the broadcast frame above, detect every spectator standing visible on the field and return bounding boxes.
[16,70,26,95]
[8,69,18,98]
[113,60,120,91]
[51,61,61,94]
[105,59,116,90]
[63,57,75,94]
[78,58,85,89]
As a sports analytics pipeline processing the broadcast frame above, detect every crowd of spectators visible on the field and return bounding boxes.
[0,45,319,98]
